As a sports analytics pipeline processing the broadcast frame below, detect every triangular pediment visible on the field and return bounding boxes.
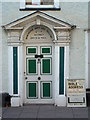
[3,11,74,30]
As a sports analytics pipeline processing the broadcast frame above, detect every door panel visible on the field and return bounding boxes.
[41,58,51,74]
[29,83,36,97]
[26,81,38,98]
[40,81,52,98]
[43,83,50,97]
[41,46,52,54]
[26,46,37,55]
[26,58,37,75]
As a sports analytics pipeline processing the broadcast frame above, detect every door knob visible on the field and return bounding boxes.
[38,77,41,80]
[25,77,28,79]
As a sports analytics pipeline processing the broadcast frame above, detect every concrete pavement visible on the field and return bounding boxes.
[1,104,89,119]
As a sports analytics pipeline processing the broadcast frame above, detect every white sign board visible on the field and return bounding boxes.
[67,79,86,107]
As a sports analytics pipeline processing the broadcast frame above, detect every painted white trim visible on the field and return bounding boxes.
[64,46,66,96]
[8,46,13,95]
[88,32,90,88]
[32,0,40,5]
[26,5,54,8]
[85,31,88,88]
[54,44,69,106]
[54,45,59,103]
[18,46,20,96]
[54,0,60,8]
[12,47,19,96]
[64,46,69,95]
[17,45,24,106]
[20,0,25,9]
[55,45,67,106]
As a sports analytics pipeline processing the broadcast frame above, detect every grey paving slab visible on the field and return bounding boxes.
[55,107,72,112]
[2,113,20,118]
[72,107,88,111]
[74,114,88,118]
[22,105,39,113]
[19,112,37,118]
[37,111,56,118]
[72,108,88,113]
[2,108,7,113]
[39,105,55,112]
[3,107,23,114]
[54,107,73,118]
[22,108,38,113]
[1,105,89,119]
[72,107,88,118]
[23,104,40,108]
[73,112,88,118]
[2,107,23,119]
[55,112,73,118]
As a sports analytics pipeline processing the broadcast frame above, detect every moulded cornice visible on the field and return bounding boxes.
[2,11,73,30]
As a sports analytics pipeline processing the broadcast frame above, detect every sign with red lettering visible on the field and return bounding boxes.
[67,79,86,107]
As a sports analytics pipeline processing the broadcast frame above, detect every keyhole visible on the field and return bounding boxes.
[38,77,41,80]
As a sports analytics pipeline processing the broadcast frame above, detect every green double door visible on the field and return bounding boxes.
[25,45,54,104]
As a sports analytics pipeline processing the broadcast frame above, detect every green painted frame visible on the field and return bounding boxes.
[40,57,52,75]
[26,58,38,75]
[26,46,38,55]
[40,46,52,55]
[13,47,18,94]
[26,81,38,99]
[59,47,64,95]
[40,81,52,99]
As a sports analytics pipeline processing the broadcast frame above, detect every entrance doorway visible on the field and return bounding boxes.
[24,44,54,104]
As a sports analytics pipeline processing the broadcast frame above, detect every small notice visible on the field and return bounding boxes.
[67,79,86,107]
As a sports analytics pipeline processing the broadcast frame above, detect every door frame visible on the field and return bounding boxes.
[24,43,55,104]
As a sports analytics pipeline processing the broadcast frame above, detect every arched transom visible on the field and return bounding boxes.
[24,25,54,43]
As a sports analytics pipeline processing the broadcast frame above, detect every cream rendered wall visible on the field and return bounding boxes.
[2,2,88,28]
[1,2,88,92]
[2,29,8,92]
[0,2,2,93]
[88,32,90,88]
[69,29,85,79]
[88,2,90,88]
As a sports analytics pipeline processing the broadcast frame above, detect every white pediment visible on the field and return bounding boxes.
[3,11,73,30]
[3,11,76,45]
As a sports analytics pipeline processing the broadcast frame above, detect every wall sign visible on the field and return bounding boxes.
[67,79,86,107]
[26,26,52,41]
